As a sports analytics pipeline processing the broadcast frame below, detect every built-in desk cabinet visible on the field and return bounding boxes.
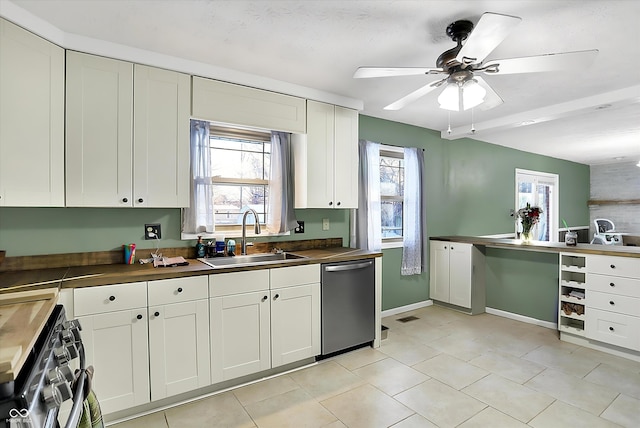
[429,240,485,314]
[559,252,640,356]
[0,18,64,207]
[66,52,190,207]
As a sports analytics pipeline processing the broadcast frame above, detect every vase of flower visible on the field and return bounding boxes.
[517,203,543,244]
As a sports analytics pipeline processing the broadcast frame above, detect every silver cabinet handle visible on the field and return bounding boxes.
[324,261,373,272]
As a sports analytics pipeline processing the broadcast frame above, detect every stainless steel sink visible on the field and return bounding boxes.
[198,252,306,268]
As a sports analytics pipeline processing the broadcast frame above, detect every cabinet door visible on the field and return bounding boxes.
[149,300,210,401]
[303,100,334,208]
[449,243,473,308]
[78,309,149,414]
[133,65,190,208]
[0,18,64,206]
[66,51,133,207]
[333,106,359,209]
[429,241,450,302]
[271,283,320,367]
[210,291,271,382]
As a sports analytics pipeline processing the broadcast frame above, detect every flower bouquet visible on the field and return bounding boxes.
[517,203,543,243]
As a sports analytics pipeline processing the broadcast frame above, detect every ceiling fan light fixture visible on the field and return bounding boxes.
[437,79,486,111]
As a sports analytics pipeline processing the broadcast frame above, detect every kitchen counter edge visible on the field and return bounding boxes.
[431,236,640,258]
[0,248,382,293]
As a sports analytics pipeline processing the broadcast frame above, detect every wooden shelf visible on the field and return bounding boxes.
[588,199,640,206]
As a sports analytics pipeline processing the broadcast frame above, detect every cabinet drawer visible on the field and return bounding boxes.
[148,276,208,306]
[270,264,320,289]
[589,291,640,316]
[209,269,269,297]
[74,282,147,316]
[585,308,640,351]
[588,274,640,298]
[587,255,640,279]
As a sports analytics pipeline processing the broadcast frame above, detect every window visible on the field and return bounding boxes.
[516,169,559,242]
[380,147,404,242]
[209,126,271,231]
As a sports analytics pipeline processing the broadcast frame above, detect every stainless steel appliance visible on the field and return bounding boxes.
[321,259,375,356]
[0,305,87,428]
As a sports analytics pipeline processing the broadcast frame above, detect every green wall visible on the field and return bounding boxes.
[359,115,590,314]
[0,207,349,256]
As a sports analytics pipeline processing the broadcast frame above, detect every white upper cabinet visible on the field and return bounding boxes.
[66,52,190,207]
[0,18,64,206]
[66,51,133,207]
[292,100,359,209]
[191,76,306,134]
[134,65,190,207]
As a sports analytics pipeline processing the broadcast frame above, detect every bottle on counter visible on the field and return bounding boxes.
[227,239,236,256]
[196,236,206,258]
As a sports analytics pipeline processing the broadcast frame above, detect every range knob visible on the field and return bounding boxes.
[47,365,74,384]
[53,346,70,365]
[41,381,73,409]
[65,342,79,360]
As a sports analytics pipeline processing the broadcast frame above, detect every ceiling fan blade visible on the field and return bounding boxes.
[473,76,503,111]
[353,66,445,78]
[384,78,447,110]
[456,12,521,65]
[481,49,598,74]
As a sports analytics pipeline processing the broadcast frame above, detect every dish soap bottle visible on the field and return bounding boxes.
[196,236,205,258]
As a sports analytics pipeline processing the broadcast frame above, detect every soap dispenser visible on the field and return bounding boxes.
[196,236,205,258]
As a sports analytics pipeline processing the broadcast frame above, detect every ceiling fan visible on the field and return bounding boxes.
[354,12,598,112]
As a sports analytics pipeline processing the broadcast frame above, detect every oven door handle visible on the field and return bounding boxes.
[64,343,87,428]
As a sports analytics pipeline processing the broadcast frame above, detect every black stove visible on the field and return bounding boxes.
[0,305,84,428]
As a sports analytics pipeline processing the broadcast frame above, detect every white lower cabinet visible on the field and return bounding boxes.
[74,282,150,415]
[270,265,321,368]
[209,265,321,382]
[209,270,271,383]
[210,291,272,382]
[148,276,210,401]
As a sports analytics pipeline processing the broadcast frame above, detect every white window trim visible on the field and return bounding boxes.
[380,144,405,244]
[515,168,559,242]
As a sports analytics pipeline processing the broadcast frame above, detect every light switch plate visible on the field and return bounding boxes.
[322,218,330,231]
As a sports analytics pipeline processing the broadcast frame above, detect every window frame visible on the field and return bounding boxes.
[208,127,271,233]
[380,145,405,249]
[515,168,559,242]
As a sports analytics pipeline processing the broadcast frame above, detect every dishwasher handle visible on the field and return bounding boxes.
[324,261,373,272]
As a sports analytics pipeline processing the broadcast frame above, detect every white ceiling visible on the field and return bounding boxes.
[5,0,640,166]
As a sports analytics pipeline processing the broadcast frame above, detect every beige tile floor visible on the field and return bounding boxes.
[110,305,640,427]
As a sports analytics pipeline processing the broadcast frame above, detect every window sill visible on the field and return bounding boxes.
[381,241,403,249]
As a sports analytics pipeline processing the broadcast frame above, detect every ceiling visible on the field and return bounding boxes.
[5,0,640,166]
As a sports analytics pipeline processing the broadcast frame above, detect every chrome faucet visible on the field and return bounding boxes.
[241,208,261,255]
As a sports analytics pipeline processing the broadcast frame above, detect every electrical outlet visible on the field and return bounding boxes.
[294,220,305,233]
[322,218,330,231]
[144,223,161,240]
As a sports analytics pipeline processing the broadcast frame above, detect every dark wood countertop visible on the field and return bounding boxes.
[431,236,640,258]
[0,248,381,293]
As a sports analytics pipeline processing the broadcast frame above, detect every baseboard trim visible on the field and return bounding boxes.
[486,307,557,330]
[382,300,433,318]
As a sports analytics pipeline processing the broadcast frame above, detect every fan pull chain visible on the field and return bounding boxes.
[447,111,452,135]
[471,107,476,134]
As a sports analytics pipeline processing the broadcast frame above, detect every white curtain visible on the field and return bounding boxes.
[267,131,298,233]
[182,120,214,234]
[401,147,425,275]
[355,140,382,251]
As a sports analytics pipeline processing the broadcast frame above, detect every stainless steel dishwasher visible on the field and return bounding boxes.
[321,259,375,356]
